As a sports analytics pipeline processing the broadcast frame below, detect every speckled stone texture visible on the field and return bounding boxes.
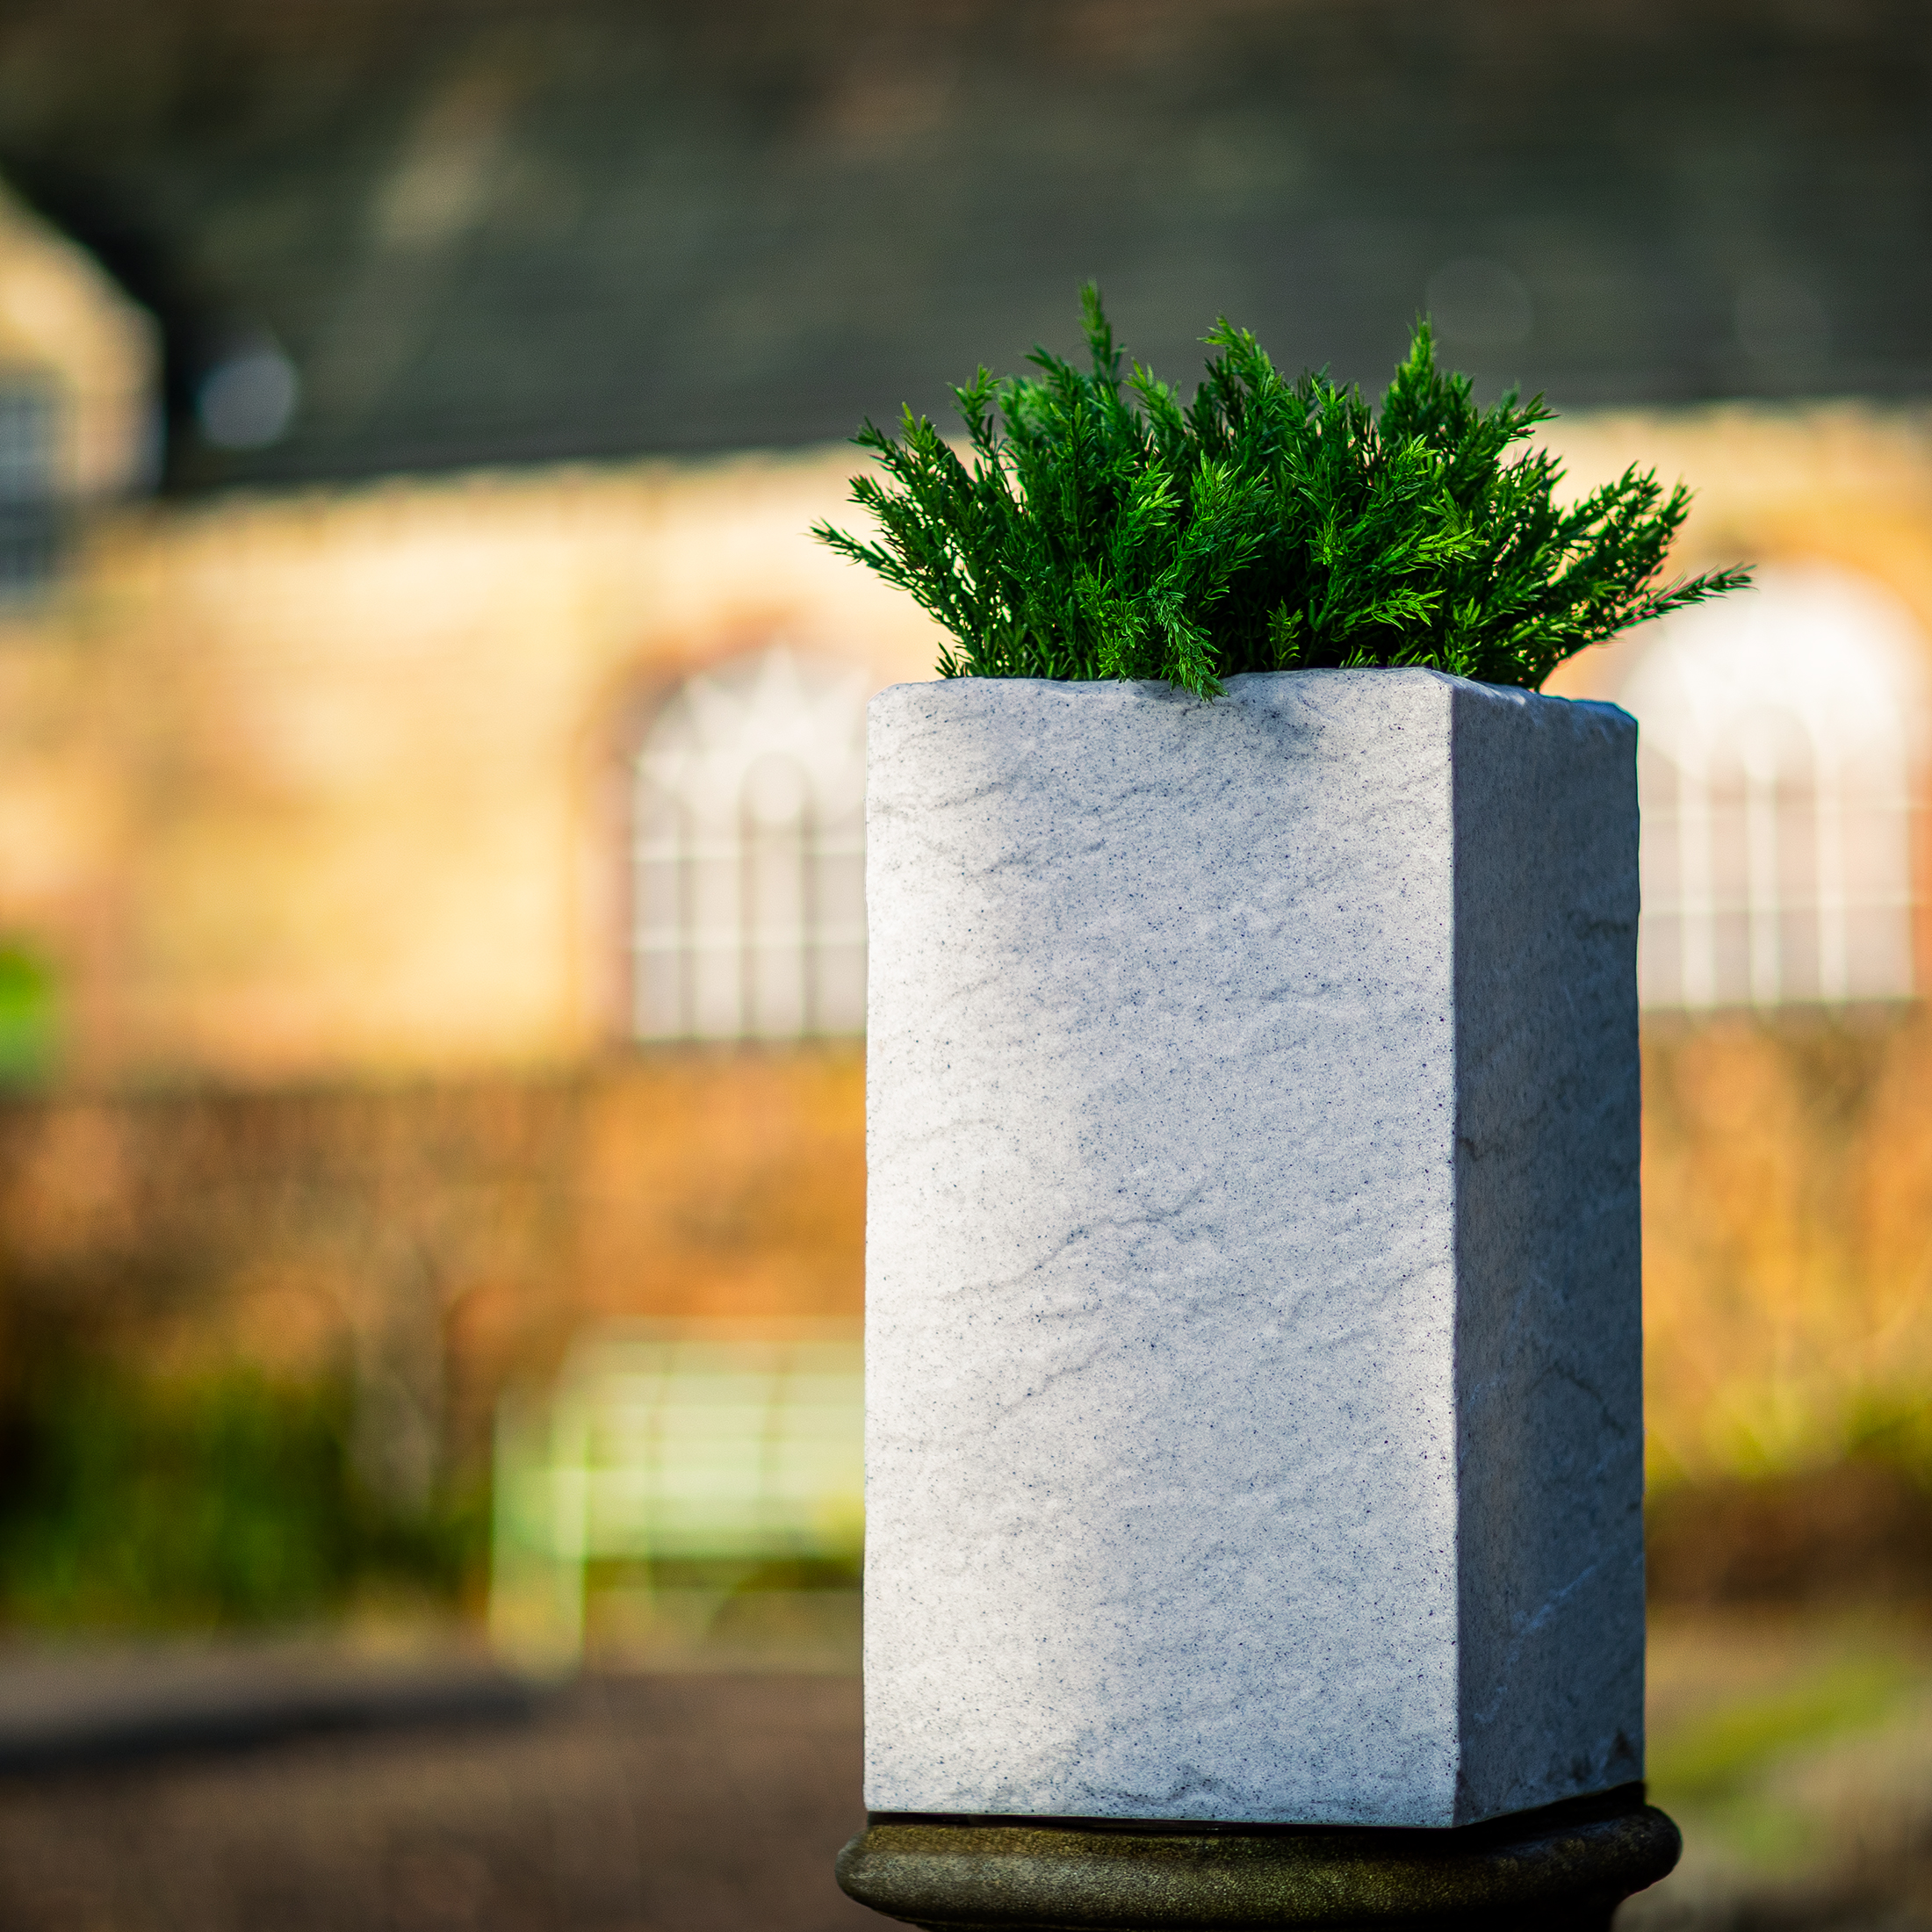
[862,669,1643,1829]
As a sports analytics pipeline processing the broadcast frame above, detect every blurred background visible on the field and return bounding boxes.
[0,0,1926,1926]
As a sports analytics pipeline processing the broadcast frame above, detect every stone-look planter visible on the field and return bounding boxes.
[860,670,1647,1850]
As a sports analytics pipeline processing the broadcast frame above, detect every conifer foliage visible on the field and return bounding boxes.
[815,288,1749,697]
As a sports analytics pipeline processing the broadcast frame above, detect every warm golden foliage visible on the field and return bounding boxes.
[1643,1011,1932,1487]
[4,1019,1928,1503]
[0,1049,867,1485]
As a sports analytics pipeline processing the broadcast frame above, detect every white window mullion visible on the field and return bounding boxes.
[1742,740,1784,1009]
[1677,754,1717,1009]
[1814,747,1849,1004]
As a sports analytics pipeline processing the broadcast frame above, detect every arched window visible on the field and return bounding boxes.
[631,647,869,1041]
[0,380,57,593]
[1618,566,1922,1009]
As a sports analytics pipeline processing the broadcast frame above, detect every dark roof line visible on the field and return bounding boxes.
[0,0,1926,492]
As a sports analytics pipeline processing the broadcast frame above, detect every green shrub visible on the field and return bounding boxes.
[0,1362,472,1629]
[817,288,1748,697]
[0,944,59,1086]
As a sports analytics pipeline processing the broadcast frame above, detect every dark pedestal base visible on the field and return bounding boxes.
[837,1784,1679,1931]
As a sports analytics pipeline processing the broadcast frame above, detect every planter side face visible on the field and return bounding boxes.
[1451,685,1644,1822]
[861,670,1641,1830]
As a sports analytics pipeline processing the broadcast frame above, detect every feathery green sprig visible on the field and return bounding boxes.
[814,287,1749,697]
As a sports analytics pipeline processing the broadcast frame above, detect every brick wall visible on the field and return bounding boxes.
[0,449,936,1085]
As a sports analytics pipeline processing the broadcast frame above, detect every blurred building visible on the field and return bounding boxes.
[0,0,1928,1510]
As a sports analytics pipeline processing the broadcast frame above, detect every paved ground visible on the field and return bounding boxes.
[0,1672,875,1932]
[0,1639,533,1773]
[0,1613,1927,1930]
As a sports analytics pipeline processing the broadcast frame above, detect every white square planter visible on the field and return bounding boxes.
[862,668,1644,1829]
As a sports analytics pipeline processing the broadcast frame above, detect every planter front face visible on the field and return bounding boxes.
[863,669,1642,1829]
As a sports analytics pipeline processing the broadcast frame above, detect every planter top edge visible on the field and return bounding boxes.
[867,667,1633,734]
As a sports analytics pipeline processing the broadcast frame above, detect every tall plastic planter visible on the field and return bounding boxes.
[861,669,1644,1833]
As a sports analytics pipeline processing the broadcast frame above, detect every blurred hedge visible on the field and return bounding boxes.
[0,1361,476,1630]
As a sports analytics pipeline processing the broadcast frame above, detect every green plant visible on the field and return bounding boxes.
[816,288,1749,697]
[0,943,59,1085]
[0,1360,473,1629]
